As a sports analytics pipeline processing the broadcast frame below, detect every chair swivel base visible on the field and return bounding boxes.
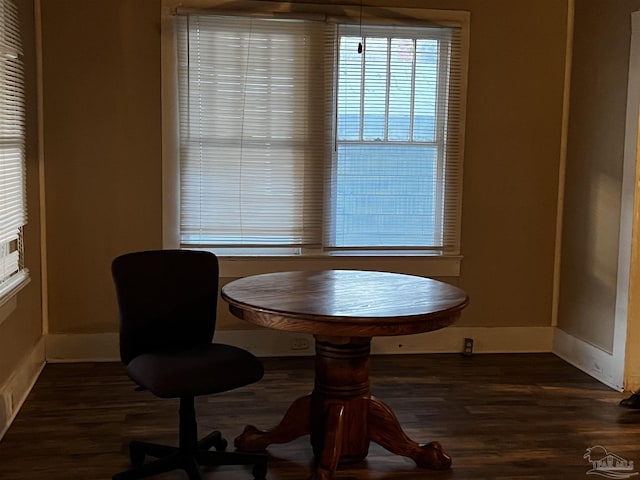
[113,431,267,480]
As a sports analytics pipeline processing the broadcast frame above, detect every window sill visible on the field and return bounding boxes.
[0,272,30,327]
[218,254,462,278]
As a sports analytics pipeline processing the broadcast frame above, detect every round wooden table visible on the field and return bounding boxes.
[221,270,469,480]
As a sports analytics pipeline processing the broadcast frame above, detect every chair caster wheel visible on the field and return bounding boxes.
[199,430,228,451]
[216,438,228,451]
[129,443,146,466]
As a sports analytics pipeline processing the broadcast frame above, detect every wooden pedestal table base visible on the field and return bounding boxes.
[221,270,468,480]
[234,336,451,480]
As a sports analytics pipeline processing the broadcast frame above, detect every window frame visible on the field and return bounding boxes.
[161,1,469,277]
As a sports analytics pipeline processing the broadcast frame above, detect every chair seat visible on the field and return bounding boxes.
[127,343,264,398]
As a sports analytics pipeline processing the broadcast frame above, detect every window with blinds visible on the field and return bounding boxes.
[0,0,27,300]
[176,10,467,256]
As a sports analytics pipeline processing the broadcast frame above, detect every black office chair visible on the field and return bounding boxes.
[111,249,267,480]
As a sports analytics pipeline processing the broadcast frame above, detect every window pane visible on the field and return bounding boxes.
[413,39,439,142]
[337,36,362,140]
[334,144,438,247]
[362,37,387,141]
[388,38,414,141]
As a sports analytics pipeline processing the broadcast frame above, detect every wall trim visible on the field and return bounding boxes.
[621,11,640,394]
[34,0,50,336]
[551,0,574,328]
[552,326,623,391]
[371,326,553,355]
[45,326,554,363]
[0,337,46,440]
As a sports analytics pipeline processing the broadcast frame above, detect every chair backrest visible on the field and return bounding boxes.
[111,249,219,365]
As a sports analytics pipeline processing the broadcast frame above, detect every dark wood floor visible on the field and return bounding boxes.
[0,353,638,479]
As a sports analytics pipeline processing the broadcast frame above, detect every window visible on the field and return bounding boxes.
[0,0,27,302]
[332,25,462,251]
[174,6,468,258]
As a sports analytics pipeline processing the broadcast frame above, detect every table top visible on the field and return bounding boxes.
[221,270,469,337]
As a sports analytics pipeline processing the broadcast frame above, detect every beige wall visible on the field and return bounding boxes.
[452,0,567,328]
[0,0,43,386]
[41,0,162,334]
[41,0,568,335]
[558,0,640,352]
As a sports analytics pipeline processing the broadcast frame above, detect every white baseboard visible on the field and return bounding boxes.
[0,337,46,440]
[45,326,554,362]
[552,327,624,391]
[370,326,553,355]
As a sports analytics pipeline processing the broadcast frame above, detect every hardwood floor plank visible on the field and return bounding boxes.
[0,354,637,479]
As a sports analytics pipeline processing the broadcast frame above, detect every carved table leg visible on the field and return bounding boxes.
[237,335,452,479]
[368,396,452,470]
[234,394,311,452]
[311,402,345,480]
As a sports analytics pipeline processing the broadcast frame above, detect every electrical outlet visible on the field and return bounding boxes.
[290,337,310,350]
[463,337,473,356]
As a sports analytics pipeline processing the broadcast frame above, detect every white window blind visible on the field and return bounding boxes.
[0,0,27,298]
[176,9,467,256]
[177,16,333,250]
